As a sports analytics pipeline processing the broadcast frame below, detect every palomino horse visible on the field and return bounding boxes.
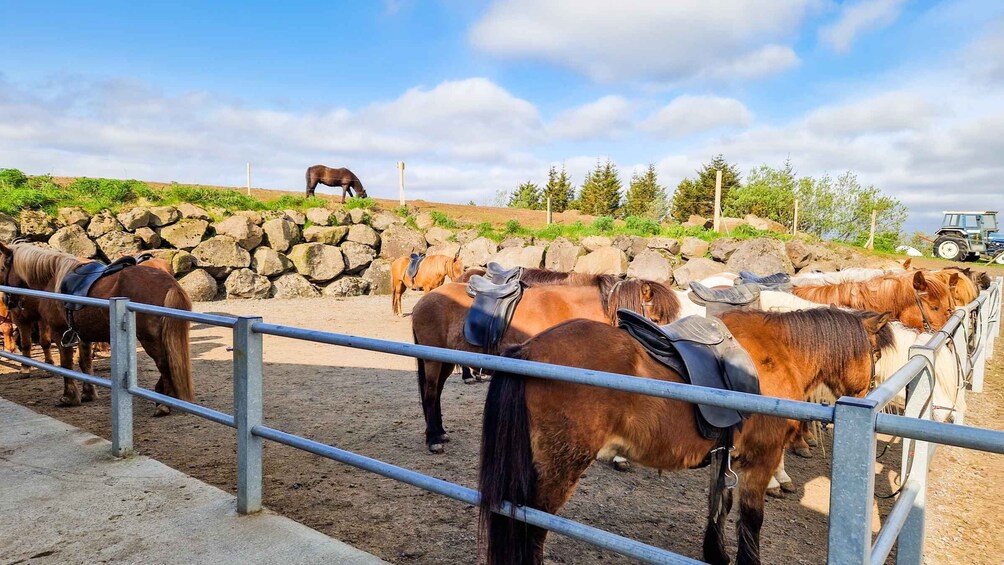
[478,307,891,565]
[305,165,367,202]
[390,255,464,316]
[411,274,681,453]
[0,243,194,411]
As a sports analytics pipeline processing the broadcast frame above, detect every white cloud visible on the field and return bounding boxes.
[802,91,939,136]
[469,0,811,84]
[819,0,906,53]
[643,95,752,138]
[548,95,632,140]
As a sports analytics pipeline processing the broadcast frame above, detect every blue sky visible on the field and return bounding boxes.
[2,0,1004,233]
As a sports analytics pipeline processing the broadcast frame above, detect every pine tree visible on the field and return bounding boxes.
[669,154,741,223]
[507,180,542,210]
[623,164,667,219]
[542,165,574,213]
[578,159,622,217]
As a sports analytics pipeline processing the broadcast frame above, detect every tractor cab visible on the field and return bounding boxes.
[934,210,1004,262]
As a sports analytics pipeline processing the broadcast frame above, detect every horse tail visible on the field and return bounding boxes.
[702,434,733,564]
[478,351,537,565]
[163,286,195,402]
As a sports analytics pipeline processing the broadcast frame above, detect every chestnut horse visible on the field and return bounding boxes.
[0,298,15,352]
[0,243,194,411]
[412,275,681,453]
[390,255,464,316]
[478,308,891,565]
[305,165,367,202]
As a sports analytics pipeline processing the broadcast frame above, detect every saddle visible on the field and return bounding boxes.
[617,309,760,440]
[59,255,139,312]
[463,265,525,351]
[737,271,792,292]
[406,253,425,286]
[688,281,761,317]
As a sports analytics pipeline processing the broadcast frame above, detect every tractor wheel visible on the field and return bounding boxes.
[934,236,967,261]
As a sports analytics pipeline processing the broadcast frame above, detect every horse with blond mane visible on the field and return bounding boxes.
[389,254,464,316]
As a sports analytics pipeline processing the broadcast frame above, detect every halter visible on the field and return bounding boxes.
[1,253,17,310]
[607,279,657,324]
[914,290,935,333]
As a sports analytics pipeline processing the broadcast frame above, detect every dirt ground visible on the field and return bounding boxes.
[0,294,1001,564]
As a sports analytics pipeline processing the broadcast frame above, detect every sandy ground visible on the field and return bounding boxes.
[0,293,1001,564]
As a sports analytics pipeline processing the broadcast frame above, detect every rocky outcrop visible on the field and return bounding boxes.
[322,277,371,297]
[117,208,151,231]
[148,206,181,227]
[58,207,90,228]
[172,251,196,275]
[425,227,453,247]
[306,208,334,226]
[379,225,427,259]
[647,237,681,255]
[159,219,209,250]
[544,237,583,272]
[745,214,787,234]
[178,269,219,302]
[0,213,18,243]
[346,224,380,248]
[489,246,545,269]
[288,243,345,282]
[574,247,629,276]
[261,218,300,253]
[269,273,320,298]
[251,247,290,277]
[340,241,378,273]
[96,231,142,260]
[673,258,726,287]
[348,208,369,225]
[784,239,815,270]
[709,238,739,262]
[214,215,264,250]
[224,268,271,299]
[177,203,210,220]
[725,238,795,275]
[49,225,97,258]
[427,242,461,258]
[370,211,403,231]
[192,236,252,278]
[627,249,673,283]
[303,225,349,245]
[612,234,648,258]
[362,259,392,295]
[580,236,612,252]
[458,237,497,267]
[680,237,710,259]
[87,211,123,238]
[20,211,57,239]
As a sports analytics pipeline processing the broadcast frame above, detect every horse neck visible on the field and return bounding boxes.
[13,248,76,293]
[874,323,916,382]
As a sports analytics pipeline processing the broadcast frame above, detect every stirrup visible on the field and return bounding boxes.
[711,445,739,489]
[61,329,80,349]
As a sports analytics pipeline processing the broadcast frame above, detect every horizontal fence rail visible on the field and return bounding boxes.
[1,275,1002,565]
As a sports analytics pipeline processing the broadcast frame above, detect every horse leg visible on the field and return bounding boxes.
[790,431,813,458]
[766,455,794,498]
[140,335,173,416]
[461,365,475,384]
[419,359,453,452]
[801,421,817,447]
[306,177,317,198]
[733,451,782,565]
[56,344,81,407]
[16,322,33,377]
[79,342,96,402]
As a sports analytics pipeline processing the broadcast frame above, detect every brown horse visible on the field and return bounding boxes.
[390,255,464,316]
[305,165,367,202]
[0,242,194,412]
[478,308,892,565]
[412,274,681,453]
[0,298,15,352]
[1,293,57,371]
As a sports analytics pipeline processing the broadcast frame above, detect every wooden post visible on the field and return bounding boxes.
[246,162,251,195]
[713,170,723,232]
[546,197,553,225]
[793,199,799,236]
[866,209,877,250]
[398,161,406,206]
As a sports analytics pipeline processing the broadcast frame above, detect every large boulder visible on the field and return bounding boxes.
[48,225,97,258]
[683,215,713,229]
[647,237,681,255]
[224,268,271,299]
[346,224,380,248]
[425,227,454,247]
[306,207,334,226]
[148,206,181,227]
[544,237,584,272]
[785,239,815,270]
[329,209,351,226]
[20,211,57,239]
[116,207,151,231]
[96,231,142,260]
[177,203,210,220]
[458,237,497,267]
[719,217,748,233]
[303,225,349,245]
[379,225,428,259]
[454,229,479,244]
[710,238,740,262]
[261,218,300,253]
[86,210,123,238]
[322,277,372,297]
[159,219,209,250]
[214,215,264,250]
[348,208,369,225]
[489,246,545,270]
[726,238,795,275]
[288,243,345,282]
[269,273,320,298]
[580,235,612,252]
[362,258,393,295]
[370,211,404,231]
[573,247,629,276]
[680,237,710,259]
[673,258,727,287]
[178,269,219,302]
[340,241,377,273]
[0,212,18,243]
[281,209,306,226]
[627,249,673,283]
[57,207,90,228]
[251,247,291,277]
[192,235,252,279]
[499,237,529,249]
[800,260,840,273]
[427,242,461,258]
[612,234,648,258]
[135,227,161,249]
[414,212,436,231]
[172,250,196,275]
[234,210,264,226]
[744,214,787,234]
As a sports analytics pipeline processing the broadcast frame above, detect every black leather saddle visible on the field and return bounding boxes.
[738,271,792,292]
[689,281,761,308]
[463,263,526,351]
[59,256,138,312]
[617,309,760,440]
[406,253,425,284]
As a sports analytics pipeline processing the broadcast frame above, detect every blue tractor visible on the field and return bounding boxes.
[933,210,1004,263]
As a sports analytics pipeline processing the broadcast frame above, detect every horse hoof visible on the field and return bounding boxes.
[17,369,32,379]
[793,446,813,458]
[780,481,796,493]
[56,396,81,407]
[766,486,785,499]
[612,459,632,472]
[804,434,818,447]
[462,377,476,385]
[476,374,492,383]
[154,405,171,417]
[82,393,96,402]
[428,443,445,454]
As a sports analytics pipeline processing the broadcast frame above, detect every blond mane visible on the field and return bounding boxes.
[10,243,82,291]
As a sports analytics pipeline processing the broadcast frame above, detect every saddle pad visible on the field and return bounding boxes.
[485,262,524,285]
[689,281,760,306]
[59,256,138,311]
[617,309,760,439]
[464,274,524,351]
[738,270,792,291]
[406,253,425,284]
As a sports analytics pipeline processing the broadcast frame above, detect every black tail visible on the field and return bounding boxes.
[478,359,538,565]
[702,435,734,565]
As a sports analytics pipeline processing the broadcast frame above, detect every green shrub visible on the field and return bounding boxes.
[429,210,457,229]
[0,168,29,188]
[504,219,522,234]
[624,215,661,235]
[344,197,376,210]
[592,216,614,232]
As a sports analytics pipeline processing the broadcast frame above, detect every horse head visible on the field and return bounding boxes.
[903,271,954,332]
[448,258,465,281]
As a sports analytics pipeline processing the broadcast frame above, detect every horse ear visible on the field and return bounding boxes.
[641,282,654,301]
[902,258,912,270]
[948,272,961,288]
[863,312,893,334]
[912,270,928,291]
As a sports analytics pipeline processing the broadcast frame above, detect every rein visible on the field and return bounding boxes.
[914,291,935,333]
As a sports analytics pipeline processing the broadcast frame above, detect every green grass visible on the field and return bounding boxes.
[344,196,376,210]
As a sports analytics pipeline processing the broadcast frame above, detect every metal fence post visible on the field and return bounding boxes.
[109,297,136,457]
[234,316,263,514]
[971,300,987,393]
[897,347,934,564]
[827,396,878,565]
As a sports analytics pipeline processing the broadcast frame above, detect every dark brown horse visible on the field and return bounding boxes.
[411,273,681,453]
[305,165,367,202]
[479,308,892,565]
[0,242,194,412]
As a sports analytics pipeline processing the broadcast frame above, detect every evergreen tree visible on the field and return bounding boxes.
[669,154,741,223]
[542,165,574,212]
[507,180,542,210]
[578,159,622,217]
[623,164,667,219]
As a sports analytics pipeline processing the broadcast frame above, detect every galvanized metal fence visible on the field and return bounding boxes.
[1,278,1003,565]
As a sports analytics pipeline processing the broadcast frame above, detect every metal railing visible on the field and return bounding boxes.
[1,277,1002,565]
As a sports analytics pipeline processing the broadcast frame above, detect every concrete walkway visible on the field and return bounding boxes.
[0,398,387,565]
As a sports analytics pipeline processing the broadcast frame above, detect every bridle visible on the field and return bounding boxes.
[1,253,16,311]
[607,279,658,324]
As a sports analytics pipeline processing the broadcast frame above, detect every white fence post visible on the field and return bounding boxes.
[109,297,136,457]
[234,316,264,514]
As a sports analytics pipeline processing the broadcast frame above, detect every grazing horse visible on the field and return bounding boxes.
[305,165,367,202]
[478,308,891,565]
[411,275,681,453]
[390,255,464,316]
[0,243,194,412]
